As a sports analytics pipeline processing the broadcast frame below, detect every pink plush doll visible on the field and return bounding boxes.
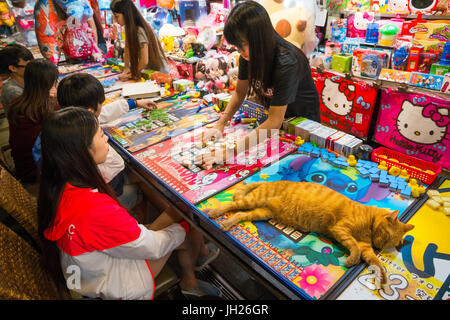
[197,57,228,93]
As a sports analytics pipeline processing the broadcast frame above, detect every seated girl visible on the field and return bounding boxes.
[38,107,222,299]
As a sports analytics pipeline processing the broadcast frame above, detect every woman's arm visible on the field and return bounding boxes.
[137,43,149,76]
[215,78,249,129]
[198,104,287,169]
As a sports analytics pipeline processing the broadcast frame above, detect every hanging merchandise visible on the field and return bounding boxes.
[374,88,450,170]
[313,70,378,139]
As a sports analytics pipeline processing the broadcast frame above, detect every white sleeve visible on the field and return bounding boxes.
[102,224,186,260]
[98,99,130,125]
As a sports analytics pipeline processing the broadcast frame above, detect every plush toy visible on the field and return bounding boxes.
[196,56,228,93]
[0,2,15,27]
[226,51,240,90]
[260,0,317,56]
[34,0,102,64]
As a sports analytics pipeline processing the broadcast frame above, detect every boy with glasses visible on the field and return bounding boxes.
[0,44,34,113]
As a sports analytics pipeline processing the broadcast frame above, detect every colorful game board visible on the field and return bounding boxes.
[103,98,220,153]
[196,153,418,299]
[338,177,450,300]
[134,124,297,204]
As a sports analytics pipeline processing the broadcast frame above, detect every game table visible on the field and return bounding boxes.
[101,93,449,300]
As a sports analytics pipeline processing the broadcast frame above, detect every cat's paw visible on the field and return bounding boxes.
[206,207,226,218]
[344,254,360,268]
[220,220,236,231]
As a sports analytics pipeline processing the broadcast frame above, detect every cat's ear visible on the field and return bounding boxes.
[387,210,399,222]
[403,223,414,232]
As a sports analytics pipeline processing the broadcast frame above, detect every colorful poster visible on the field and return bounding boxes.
[339,178,450,300]
[196,153,416,299]
[134,124,297,204]
[374,88,450,170]
[314,71,378,139]
[103,98,220,153]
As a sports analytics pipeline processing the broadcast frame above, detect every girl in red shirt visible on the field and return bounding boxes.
[38,107,221,299]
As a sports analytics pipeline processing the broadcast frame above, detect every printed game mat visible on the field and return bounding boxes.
[196,153,418,299]
[134,123,298,204]
[338,177,450,300]
[103,97,220,153]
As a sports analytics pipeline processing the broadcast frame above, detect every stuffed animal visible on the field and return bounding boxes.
[197,56,228,93]
[0,2,15,27]
[226,51,240,90]
[260,0,317,56]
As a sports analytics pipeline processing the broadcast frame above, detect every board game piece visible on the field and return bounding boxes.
[426,199,440,210]
[379,177,389,187]
[432,196,443,204]
[427,190,440,198]
[370,173,380,182]
[400,186,412,199]
[389,183,398,192]
[388,166,401,176]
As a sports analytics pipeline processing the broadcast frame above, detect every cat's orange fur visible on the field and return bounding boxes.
[206,181,414,284]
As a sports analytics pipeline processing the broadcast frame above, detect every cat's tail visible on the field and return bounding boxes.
[233,182,267,201]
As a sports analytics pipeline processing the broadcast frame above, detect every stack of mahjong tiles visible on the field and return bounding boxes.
[119,109,173,135]
[426,190,450,216]
[179,136,237,169]
[291,117,362,157]
[355,159,426,199]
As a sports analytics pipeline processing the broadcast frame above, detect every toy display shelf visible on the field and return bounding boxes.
[371,146,441,185]
[314,68,450,98]
[339,10,450,20]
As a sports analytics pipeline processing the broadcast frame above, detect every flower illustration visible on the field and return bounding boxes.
[296,265,333,298]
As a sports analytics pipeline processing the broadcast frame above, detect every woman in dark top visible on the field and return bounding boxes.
[196,1,320,169]
[8,58,59,183]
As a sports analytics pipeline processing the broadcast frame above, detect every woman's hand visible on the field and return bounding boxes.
[119,69,131,80]
[194,147,227,170]
[136,99,157,111]
[194,123,225,145]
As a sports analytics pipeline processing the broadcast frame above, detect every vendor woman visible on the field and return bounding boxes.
[196,0,320,169]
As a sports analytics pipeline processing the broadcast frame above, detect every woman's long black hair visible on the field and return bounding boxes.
[8,58,59,123]
[224,1,302,106]
[110,0,166,79]
[37,107,119,287]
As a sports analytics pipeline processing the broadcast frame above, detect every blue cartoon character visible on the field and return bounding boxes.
[278,155,390,203]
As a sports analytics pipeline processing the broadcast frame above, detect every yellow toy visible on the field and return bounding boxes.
[388,166,401,176]
[294,136,305,146]
[377,160,388,171]
[0,2,15,27]
[407,178,418,187]
[399,169,410,182]
[411,184,425,198]
[347,155,357,166]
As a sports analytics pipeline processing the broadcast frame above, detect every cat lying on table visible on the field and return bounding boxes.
[205,181,414,286]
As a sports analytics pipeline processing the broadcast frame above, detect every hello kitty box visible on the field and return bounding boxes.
[313,70,378,139]
[347,11,375,38]
[374,88,450,170]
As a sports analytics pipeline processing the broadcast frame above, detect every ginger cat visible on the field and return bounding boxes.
[206,181,414,284]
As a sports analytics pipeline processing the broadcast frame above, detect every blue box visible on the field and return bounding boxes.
[400,186,412,199]
[370,173,380,182]
[368,167,381,175]
[389,183,398,192]
[379,177,389,187]
[357,168,370,178]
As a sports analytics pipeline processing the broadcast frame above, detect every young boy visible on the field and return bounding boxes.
[0,44,34,113]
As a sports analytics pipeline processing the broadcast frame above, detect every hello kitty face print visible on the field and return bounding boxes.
[396,101,449,145]
[321,78,355,116]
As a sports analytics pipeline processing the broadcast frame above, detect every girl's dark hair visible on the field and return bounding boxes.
[111,0,167,79]
[8,58,59,123]
[0,43,34,74]
[224,1,276,103]
[38,107,119,287]
[224,1,303,107]
[57,73,105,111]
